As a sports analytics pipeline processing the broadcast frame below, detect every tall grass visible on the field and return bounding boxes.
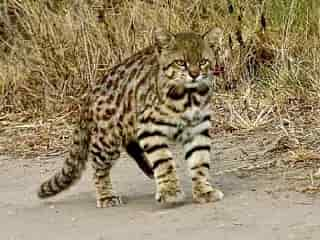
[0,0,319,117]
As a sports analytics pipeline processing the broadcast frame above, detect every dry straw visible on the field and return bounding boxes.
[0,0,319,157]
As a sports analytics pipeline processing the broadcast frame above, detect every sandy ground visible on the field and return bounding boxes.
[1,131,320,240]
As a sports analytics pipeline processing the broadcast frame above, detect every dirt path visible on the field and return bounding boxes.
[1,131,320,240]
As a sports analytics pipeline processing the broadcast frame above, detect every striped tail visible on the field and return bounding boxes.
[38,102,91,198]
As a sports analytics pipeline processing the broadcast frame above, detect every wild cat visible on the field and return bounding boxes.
[38,28,224,207]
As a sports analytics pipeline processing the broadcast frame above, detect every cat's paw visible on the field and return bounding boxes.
[156,188,185,204]
[96,195,123,208]
[193,187,224,204]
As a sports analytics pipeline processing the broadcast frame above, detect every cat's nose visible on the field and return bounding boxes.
[188,66,200,79]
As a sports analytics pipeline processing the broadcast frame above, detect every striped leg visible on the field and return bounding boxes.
[90,130,122,208]
[183,127,224,203]
[138,123,184,204]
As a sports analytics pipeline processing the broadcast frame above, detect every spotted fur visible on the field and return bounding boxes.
[38,28,224,207]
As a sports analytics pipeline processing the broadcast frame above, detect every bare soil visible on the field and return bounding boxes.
[1,128,320,240]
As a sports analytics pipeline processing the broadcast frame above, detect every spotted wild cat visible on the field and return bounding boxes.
[37,28,224,207]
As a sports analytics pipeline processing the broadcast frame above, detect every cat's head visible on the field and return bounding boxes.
[153,28,223,99]
[154,28,223,81]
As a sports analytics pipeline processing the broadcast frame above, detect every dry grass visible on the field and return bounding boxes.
[0,0,320,161]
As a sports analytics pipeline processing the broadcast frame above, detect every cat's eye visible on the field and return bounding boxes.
[174,60,186,67]
[199,59,209,66]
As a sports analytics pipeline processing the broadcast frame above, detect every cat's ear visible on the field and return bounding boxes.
[202,27,224,45]
[153,28,175,48]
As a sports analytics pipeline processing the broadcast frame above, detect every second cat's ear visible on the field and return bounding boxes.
[202,27,224,45]
[153,28,175,48]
